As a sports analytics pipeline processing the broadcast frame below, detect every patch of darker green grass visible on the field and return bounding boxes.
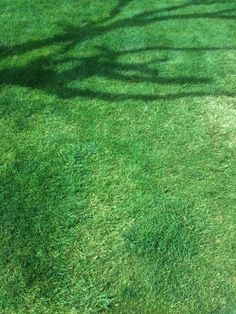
[124,197,234,313]
[0,125,93,311]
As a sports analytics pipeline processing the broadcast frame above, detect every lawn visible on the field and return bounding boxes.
[0,0,236,313]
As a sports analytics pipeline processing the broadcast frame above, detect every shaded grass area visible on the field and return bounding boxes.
[0,0,236,313]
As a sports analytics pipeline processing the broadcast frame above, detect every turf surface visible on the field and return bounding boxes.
[0,0,236,313]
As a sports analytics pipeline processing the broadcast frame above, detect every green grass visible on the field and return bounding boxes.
[0,0,236,313]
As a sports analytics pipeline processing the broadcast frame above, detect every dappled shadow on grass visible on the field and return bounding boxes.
[0,0,235,104]
[1,39,236,104]
[0,41,235,104]
[0,0,235,59]
[0,0,236,103]
[0,44,218,104]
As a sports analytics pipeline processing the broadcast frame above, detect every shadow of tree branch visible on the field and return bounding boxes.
[0,0,235,103]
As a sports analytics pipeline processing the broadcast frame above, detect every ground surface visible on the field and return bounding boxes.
[0,0,236,313]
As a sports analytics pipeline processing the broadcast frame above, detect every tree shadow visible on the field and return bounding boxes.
[0,0,235,58]
[0,44,216,103]
[108,0,134,19]
[0,0,235,103]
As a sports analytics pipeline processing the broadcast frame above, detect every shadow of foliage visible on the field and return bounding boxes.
[0,0,235,103]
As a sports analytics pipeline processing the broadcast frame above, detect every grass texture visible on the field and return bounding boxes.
[0,0,236,313]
